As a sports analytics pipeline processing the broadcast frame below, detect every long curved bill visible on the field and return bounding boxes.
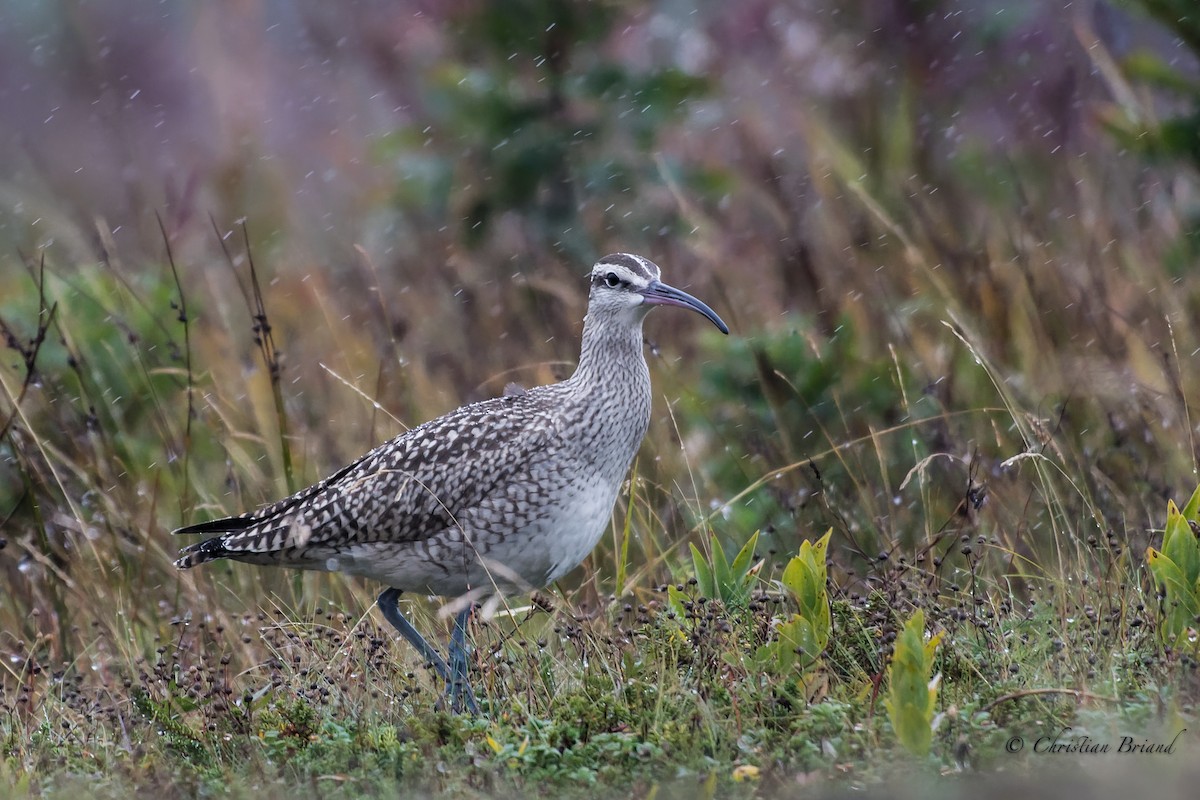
[640,280,730,334]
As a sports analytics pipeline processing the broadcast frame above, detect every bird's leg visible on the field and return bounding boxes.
[445,605,479,714]
[377,588,452,681]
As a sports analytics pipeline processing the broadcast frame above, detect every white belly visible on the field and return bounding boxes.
[517,476,621,586]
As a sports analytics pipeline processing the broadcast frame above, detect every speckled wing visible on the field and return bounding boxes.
[173,392,562,568]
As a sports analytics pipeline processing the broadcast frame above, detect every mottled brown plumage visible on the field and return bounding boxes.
[174,253,728,712]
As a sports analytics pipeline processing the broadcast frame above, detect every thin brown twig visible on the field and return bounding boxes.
[981,687,1119,715]
[158,212,195,518]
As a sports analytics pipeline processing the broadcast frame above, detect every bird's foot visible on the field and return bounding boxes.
[437,671,480,715]
[379,589,481,714]
[438,606,480,715]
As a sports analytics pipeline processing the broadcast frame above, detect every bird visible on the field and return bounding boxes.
[173,253,729,712]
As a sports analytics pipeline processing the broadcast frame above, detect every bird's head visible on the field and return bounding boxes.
[587,253,729,334]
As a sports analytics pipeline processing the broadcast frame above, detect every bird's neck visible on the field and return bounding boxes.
[565,309,654,478]
[570,311,649,392]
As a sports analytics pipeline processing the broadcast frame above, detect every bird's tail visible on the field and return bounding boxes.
[172,514,255,569]
[174,537,234,569]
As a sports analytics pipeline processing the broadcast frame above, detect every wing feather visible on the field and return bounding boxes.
[175,391,562,567]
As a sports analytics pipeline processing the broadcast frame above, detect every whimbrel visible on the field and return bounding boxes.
[174,253,729,712]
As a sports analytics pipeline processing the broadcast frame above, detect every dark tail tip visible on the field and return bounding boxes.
[174,537,231,569]
[173,515,255,535]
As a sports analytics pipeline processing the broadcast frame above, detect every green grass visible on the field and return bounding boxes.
[4,2,1200,797]
[3,174,1200,797]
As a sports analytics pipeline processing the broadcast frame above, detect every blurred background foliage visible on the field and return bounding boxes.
[0,0,1199,667]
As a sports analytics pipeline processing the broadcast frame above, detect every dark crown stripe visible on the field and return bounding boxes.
[597,253,655,281]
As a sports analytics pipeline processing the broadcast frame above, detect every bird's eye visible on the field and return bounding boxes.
[604,272,621,288]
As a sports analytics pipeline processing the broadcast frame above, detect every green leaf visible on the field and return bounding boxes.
[690,543,714,599]
[779,529,833,649]
[1150,491,1200,650]
[667,584,689,620]
[1163,500,1200,587]
[709,533,733,598]
[886,609,942,756]
[886,703,933,756]
[729,530,761,583]
[1147,546,1200,646]
[780,614,824,669]
[690,531,761,610]
[782,555,814,609]
[754,613,826,675]
[1180,485,1200,525]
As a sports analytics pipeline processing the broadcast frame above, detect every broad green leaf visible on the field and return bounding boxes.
[1147,546,1200,645]
[1147,488,1200,652]
[729,530,761,582]
[690,543,714,598]
[1163,500,1200,587]
[667,584,688,619]
[778,529,833,656]
[710,534,733,597]
[886,609,942,756]
[753,641,784,673]
[887,702,933,755]
[1180,486,1200,525]
[783,529,831,609]
[690,532,759,610]
[811,528,833,565]
[780,614,824,668]
[755,613,826,675]
[781,555,817,611]
[924,630,945,662]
